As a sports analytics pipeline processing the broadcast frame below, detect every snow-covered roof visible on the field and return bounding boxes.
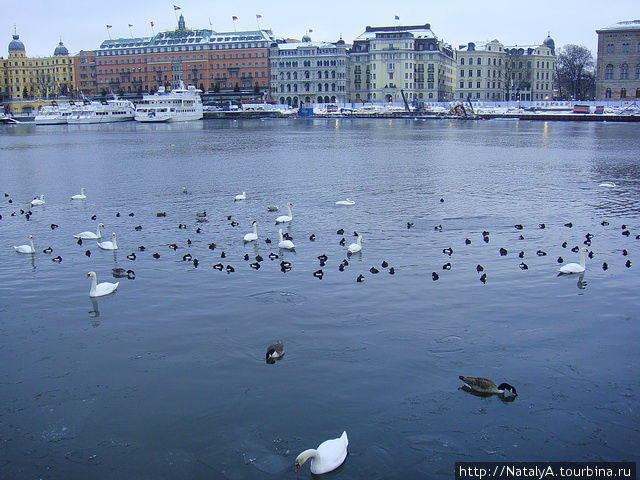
[598,20,640,32]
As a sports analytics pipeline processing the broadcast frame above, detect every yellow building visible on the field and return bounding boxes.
[1,33,75,100]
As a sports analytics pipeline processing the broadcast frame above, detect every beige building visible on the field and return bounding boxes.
[1,33,75,100]
[456,36,555,101]
[348,24,456,103]
[595,20,640,100]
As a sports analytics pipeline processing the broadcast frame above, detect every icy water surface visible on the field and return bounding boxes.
[0,119,639,479]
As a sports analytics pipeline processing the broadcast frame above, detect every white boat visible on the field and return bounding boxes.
[34,103,74,125]
[67,99,135,124]
[134,83,203,122]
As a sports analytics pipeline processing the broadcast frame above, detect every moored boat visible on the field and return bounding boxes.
[134,83,203,122]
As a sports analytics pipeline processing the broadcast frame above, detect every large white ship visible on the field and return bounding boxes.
[67,98,135,124]
[33,102,74,125]
[134,83,203,122]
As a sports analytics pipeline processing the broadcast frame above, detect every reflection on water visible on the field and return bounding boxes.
[0,119,639,479]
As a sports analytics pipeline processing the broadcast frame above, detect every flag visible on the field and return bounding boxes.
[128,24,133,27]
[232,16,238,21]
[394,15,400,20]
[309,29,313,33]
[150,21,154,27]
[106,24,112,28]
[173,5,181,10]
[256,14,262,19]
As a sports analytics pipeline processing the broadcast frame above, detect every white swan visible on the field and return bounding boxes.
[275,202,293,223]
[599,182,616,188]
[86,271,119,297]
[559,247,588,274]
[244,221,258,242]
[347,235,362,254]
[30,194,45,206]
[14,235,35,254]
[97,232,118,250]
[295,431,348,474]
[335,198,355,206]
[234,191,247,201]
[74,223,105,239]
[278,229,295,250]
[71,188,86,200]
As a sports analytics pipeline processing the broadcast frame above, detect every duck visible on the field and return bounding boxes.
[356,274,365,282]
[268,252,279,260]
[381,261,389,268]
[407,222,414,229]
[309,234,316,241]
[234,191,247,201]
[432,272,439,281]
[255,255,264,262]
[112,268,135,278]
[250,262,260,270]
[152,252,160,259]
[14,235,35,254]
[196,211,207,218]
[313,269,324,279]
[74,223,105,239]
[156,212,167,217]
[226,265,235,273]
[336,228,344,235]
[480,273,487,283]
[30,195,45,206]
[295,431,348,475]
[183,253,193,262]
[347,235,362,254]
[213,263,224,271]
[97,233,118,250]
[50,223,59,230]
[459,376,517,396]
[86,271,119,297]
[244,221,258,242]
[51,255,62,263]
[127,252,136,260]
[43,246,53,254]
[369,267,379,274]
[476,264,484,272]
[499,247,508,256]
[275,202,293,223]
[71,188,86,200]
[442,247,453,256]
[335,199,355,206]
[389,267,395,275]
[267,206,278,212]
[85,250,91,257]
[559,247,588,274]
[278,229,295,250]
[266,340,285,361]
[465,238,471,245]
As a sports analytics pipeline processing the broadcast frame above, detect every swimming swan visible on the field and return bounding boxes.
[295,431,348,474]
[244,221,258,242]
[275,202,293,223]
[74,223,105,239]
[30,194,45,206]
[347,235,362,254]
[559,247,588,274]
[278,229,295,250]
[86,271,119,297]
[71,188,86,200]
[335,199,355,206]
[234,191,247,201]
[97,232,118,250]
[14,235,35,254]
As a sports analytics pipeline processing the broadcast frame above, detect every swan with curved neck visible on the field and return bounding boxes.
[234,191,246,201]
[275,203,293,223]
[14,235,35,254]
[295,431,348,474]
[347,235,362,254]
[71,188,86,200]
[244,221,258,242]
[278,229,295,250]
[86,271,119,297]
[30,194,45,206]
[74,223,105,239]
[97,232,118,250]
[559,247,588,274]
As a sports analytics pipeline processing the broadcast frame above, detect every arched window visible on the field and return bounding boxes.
[324,96,330,103]
[325,70,329,79]
[636,88,640,99]
[293,72,297,80]
[317,96,323,103]
[286,72,291,80]
[331,96,336,103]
[636,64,640,79]
[324,83,329,92]
[279,96,285,104]
[605,88,612,98]
[318,83,322,92]
[293,84,298,92]
[605,64,613,80]
[621,64,628,80]
[332,71,336,79]
[621,88,626,99]
[286,84,291,92]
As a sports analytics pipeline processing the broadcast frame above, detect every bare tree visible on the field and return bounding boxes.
[555,45,595,100]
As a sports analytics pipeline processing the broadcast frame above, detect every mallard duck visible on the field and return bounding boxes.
[459,376,517,396]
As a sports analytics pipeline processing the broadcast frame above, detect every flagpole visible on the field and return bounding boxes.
[150,21,155,35]
[256,15,262,30]
[208,17,213,30]
[232,16,237,32]
[106,25,112,40]
[128,24,133,38]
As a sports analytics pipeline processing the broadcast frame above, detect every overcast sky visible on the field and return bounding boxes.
[1,0,636,58]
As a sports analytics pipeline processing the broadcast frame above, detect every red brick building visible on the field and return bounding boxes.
[74,50,97,96]
[96,15,274,95]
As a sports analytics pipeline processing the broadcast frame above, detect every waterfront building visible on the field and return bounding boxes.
[95,14,274,95]
[347,24,456,104]
[1,33,75,99]
[269,34,348,106]
[455,36,555,102]
[74,50,98,96]
[595,20,640,100]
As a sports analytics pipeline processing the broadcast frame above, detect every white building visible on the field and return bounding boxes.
[269,35,348,106]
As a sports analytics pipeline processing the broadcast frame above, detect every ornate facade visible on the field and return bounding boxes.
[95,14,274,94]
[595,20,640,100]
[456,36,555,102]
[347,24,456,103]
[269,35,348,106]
[1,33,75,99]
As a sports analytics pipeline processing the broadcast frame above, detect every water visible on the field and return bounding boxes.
[1,119,639,479]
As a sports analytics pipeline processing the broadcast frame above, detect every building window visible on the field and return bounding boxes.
[605,88,611,98]
[637,64,640,79]
[636,89,640,99]
[605,64,613,80]
[621,88,626,99]
[607,44,614,53]
[621,64,628,80]
[622,43,629,53]
[461,58,465,65]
